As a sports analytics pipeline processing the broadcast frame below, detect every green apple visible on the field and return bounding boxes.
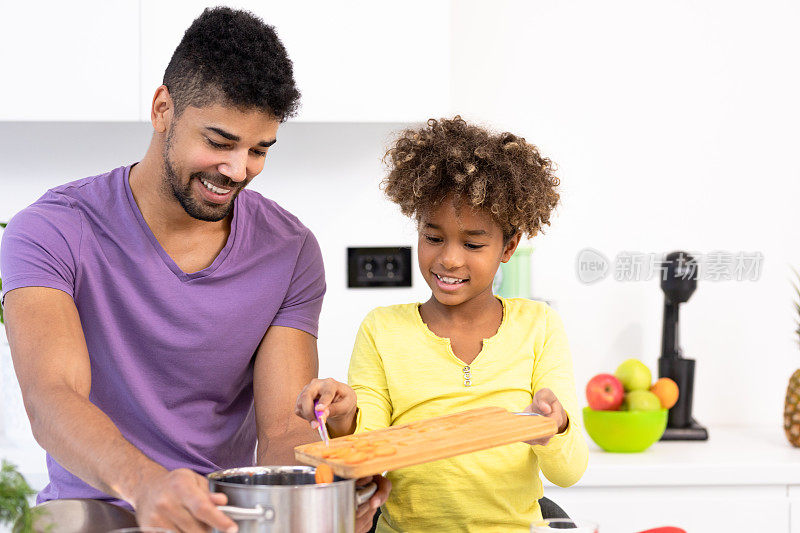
[615,358,652,392]
[622,390,662,411]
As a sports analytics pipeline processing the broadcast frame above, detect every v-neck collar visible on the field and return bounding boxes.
[123,163,239,282]
[413,295,508,367]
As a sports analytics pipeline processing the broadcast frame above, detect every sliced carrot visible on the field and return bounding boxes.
[328,448,353,459]
[315,463,334,484]
[327,446,356,457]
[321,448,344,458]
[373,446,397,457]
[343,451,369,464]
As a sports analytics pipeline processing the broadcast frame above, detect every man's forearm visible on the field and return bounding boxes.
[256,425,317,466]
[28,385,166,505]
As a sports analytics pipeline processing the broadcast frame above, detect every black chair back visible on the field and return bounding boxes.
[367,496,570,532]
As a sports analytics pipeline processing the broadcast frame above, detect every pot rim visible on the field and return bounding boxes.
[207,465,354,491]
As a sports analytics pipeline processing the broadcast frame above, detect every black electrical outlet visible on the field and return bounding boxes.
[348,247,412,288]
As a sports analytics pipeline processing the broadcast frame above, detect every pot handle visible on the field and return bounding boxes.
[355,482,378,507]
[218,504,275,522]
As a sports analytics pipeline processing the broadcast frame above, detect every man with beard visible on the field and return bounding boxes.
[0,8,388,532]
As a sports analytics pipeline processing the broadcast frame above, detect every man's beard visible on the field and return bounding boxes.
[162,129,246,222]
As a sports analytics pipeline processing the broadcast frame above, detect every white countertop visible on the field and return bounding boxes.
[544,424,800,488]
[4,425,800,493]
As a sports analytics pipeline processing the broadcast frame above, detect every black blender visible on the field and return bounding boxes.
[658,251,708,440]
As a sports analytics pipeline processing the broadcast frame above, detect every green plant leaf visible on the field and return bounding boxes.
[0,460,36,530]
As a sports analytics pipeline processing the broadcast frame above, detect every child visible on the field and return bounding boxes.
[296,116,588,532]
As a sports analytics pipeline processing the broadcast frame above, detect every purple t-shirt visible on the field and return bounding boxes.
[0,164,326,506]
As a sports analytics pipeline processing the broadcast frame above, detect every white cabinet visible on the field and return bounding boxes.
[790,486,800,533]
[546,485,788,533]
[0,1,450,123]
[0,0,140,121]
[139,1,451,122]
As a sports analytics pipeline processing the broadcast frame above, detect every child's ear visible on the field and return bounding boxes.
[500,231,523,263]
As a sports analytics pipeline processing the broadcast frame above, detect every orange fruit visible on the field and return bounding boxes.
[315,463,334,484]
[650,377,679,409]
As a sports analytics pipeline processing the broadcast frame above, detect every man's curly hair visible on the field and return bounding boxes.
[382,116,560,241]
[163,7,300,121]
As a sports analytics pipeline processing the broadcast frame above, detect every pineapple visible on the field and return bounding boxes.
[786,372,800,446]
[784,271,800,446]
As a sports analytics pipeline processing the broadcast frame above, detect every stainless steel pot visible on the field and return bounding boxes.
[208,466,377,533]
[24,498,138,532]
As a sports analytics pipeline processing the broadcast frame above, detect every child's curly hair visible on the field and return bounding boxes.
[382,116,560,240]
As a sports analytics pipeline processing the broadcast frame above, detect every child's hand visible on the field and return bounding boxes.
[295,378,358,438]
[523,388,569,446]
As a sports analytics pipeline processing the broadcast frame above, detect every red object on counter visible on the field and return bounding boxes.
[635,528,687,533]
[585,373,625,410]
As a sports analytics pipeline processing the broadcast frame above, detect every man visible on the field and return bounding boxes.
[0,8,388,532]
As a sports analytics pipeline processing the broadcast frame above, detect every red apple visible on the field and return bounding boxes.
[586,373,625,410]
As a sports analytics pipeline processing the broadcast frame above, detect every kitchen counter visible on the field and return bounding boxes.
[544,424,800,488]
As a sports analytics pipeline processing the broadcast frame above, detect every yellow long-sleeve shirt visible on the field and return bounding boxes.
[348,296,588,533]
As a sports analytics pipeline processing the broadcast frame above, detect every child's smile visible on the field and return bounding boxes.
[432,272,469,291]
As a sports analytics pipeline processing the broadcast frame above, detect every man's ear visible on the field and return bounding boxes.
[151,85,174,134]
[500,231,523,263]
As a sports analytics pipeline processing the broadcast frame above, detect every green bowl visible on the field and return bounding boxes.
[583,407,668,453]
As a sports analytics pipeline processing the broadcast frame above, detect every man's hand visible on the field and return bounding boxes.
[133,468,237,533]
[524,388,568,446]
[355,474,392,533]
[295,377,358,438]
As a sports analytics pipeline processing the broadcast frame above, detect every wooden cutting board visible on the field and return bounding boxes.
[294,406,558,479]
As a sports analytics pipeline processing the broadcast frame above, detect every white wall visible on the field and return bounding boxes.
[451,0,800,428]
[1,0,799,445]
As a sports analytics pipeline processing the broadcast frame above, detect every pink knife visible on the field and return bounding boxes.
[314,401,330,446]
